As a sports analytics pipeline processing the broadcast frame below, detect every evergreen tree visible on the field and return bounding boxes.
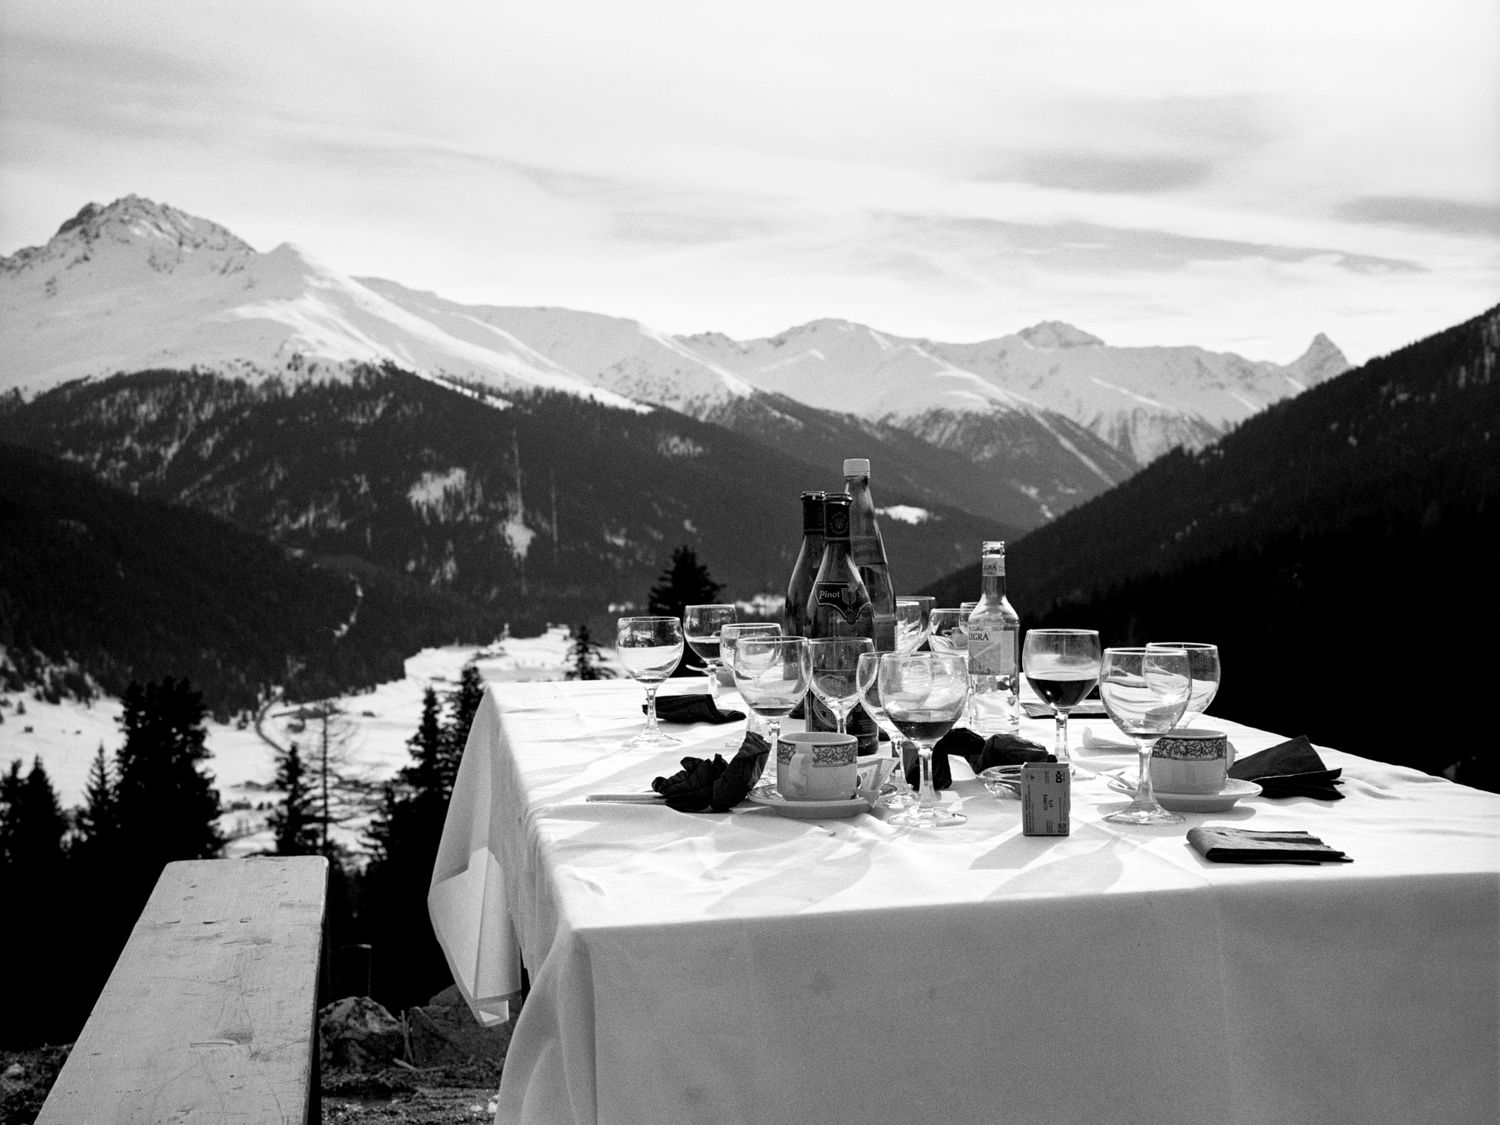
[267,742,320,856]
[72,744,119,858]
[565,623,613,681]
[0,760,24,870]
[438,663,485,797]
[404,686,446,797]
[647,545,724,620]
[114,677,224,873]
[7,758,69,872]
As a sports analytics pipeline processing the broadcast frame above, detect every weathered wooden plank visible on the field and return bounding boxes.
[37,856,328,1125]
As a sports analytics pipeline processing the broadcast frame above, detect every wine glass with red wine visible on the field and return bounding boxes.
[1022,629,1102,775]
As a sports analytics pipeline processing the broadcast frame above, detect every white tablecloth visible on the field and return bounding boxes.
[430,679,1500,1125]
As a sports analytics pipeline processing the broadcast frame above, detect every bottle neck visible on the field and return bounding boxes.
[980,552,1007,600]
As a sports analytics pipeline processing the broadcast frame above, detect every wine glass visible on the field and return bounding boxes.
[683,603,736,696]
[878,653,970,828]
[808,637,873,734]
[856,651,915,808]
[926,608,968,657]
[1146,641,1220,727]
[894,596,934,654]
[731,636,811,778]
[616,616,685,747]
[1098,646,1191,825]
[719,622,780,745]
[1022,629,1102,774]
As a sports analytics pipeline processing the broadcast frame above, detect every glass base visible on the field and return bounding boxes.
[1104,800,1182,825]
[879,786,918,809]
[626,729,680,749]
[889,805,967,828]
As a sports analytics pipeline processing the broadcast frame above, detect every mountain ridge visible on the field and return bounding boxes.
[3,195,1348,472]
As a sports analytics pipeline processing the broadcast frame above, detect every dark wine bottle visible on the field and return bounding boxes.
[784,490,825,719]
[843,458,895,653]
[805,493,879,754]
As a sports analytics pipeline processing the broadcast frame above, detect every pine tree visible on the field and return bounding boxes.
[404,686,446,797]
[647,545,724,619]
[565,623,613,681]
[0,758,68,873]
[267,742,321,856]
[71,744,119,858]
[438,663,485,797]
[114,677,224,872]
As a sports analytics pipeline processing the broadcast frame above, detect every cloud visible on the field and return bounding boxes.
[1010,153,1218,195]
[1335,196,1500,238]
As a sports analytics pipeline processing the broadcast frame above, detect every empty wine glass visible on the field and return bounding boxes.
[719,622,780,745]
[683,603,736,696]
[856,651,915,808]
[926,608,968,658]
[731,636,811,776]
[1022,629,1101,774]
[616,616,685,747]
[1146,641,1220,727]
[808,637,873,734]
[894,596,934,654]
[1098,646,1191,825]
[878,652,970,828]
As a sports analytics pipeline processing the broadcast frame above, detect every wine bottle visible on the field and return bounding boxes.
[805,494,879,754]
[784,490,825,719]
[843,458,896,654]
[967,540,1021,733]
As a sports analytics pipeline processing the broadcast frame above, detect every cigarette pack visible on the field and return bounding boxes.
[1021,762,1070,836]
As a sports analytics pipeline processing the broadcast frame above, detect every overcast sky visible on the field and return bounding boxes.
[2,0,1496,365]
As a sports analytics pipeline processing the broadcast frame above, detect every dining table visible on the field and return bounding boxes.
[429,677,1500,1125]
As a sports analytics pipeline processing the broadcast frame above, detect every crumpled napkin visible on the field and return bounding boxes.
[644,694,745,724]
[1188,826,1352,864]
[1228,735,1343,800]
[651,733,768,812]
[906,729,1052,790]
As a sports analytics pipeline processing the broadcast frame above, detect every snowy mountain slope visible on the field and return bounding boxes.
[0,196,641,409]
[1,195,1348,475]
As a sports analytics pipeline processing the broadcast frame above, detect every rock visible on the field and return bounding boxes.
[405,985,511,1076]
[318,996,405,1073]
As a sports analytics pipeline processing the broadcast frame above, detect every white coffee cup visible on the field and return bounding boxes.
[1150,729,1233,794]
[776,731,858,801]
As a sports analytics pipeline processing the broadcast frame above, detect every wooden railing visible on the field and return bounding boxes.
[35,856,329,1125]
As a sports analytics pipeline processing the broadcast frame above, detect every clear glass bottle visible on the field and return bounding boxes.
[967,540,1020,733]
[843,458,896,654]
[805,494,879,753]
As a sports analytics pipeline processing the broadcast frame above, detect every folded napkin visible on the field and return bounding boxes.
[1228,735,1343,800]
[645,694,745,724]
[651,733,769,812]
[906,728,1052,790]
[1188,826,1352,865]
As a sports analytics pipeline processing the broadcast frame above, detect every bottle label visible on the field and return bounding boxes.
[813,584,864,625]
[981,556,1006,577]
[967,625,1016,674]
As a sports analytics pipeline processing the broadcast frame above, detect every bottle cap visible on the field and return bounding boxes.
[843,458,871,476]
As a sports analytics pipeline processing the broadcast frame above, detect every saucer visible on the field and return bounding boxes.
[747,784,871,819]
[1106,775,1261,812]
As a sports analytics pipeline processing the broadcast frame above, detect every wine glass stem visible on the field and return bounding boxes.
[643,684,662,738]
[1054,710,1070,764]
[916,747,938,810]
[765,717,782,763]
[834,707,847,734]
[703,660,719,698]
[1136,737,1158,801]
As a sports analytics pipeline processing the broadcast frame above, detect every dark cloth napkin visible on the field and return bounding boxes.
[1228,735,1343,800]
[645,694,745,724]
[650,733,769,812]
[1188,826,1352,865]
[905,728,1052,790]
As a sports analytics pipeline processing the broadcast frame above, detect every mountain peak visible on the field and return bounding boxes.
[1287,332,1350,386]
[1018,321,1104,348]
[53,195,255,255]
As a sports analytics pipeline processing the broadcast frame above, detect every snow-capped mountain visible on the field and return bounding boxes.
[2,196,1347,470]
